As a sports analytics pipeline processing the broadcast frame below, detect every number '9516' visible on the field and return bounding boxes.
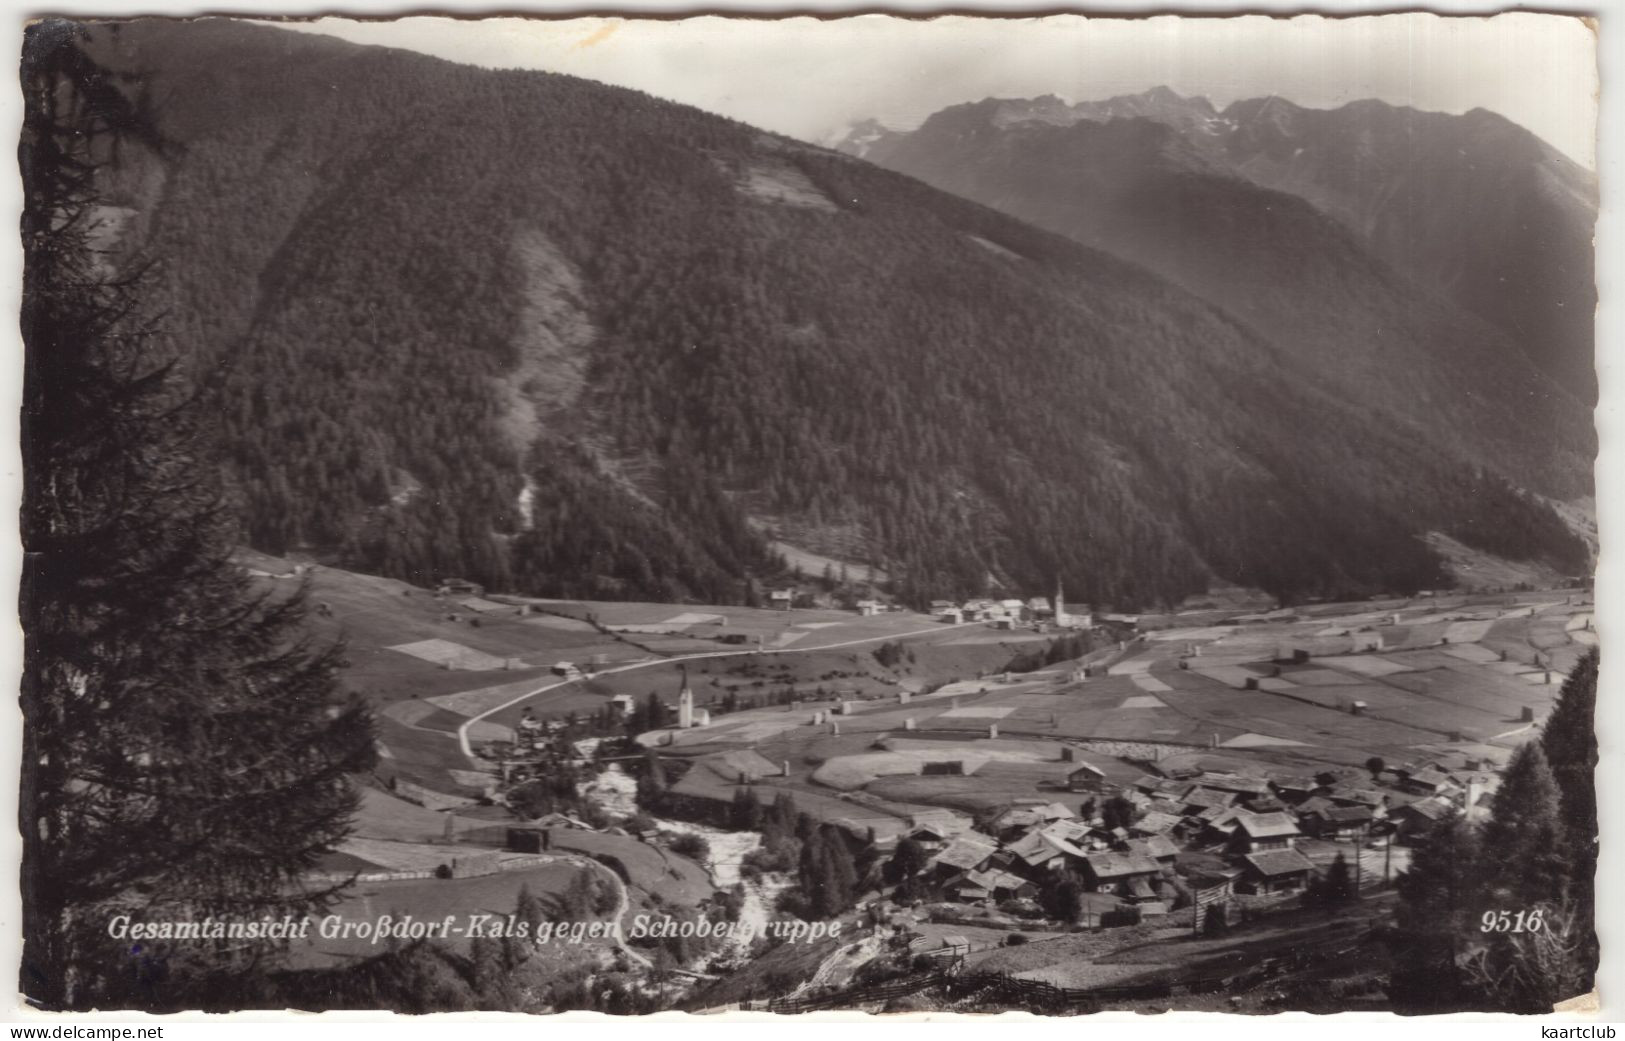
[1480,909,1545,933]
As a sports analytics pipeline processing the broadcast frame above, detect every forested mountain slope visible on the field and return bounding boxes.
[81,20,1587,608]
[842,104,1594,499]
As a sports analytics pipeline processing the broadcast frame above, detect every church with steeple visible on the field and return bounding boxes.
[677,666,694,728]
[1052,576,1090,629]
[1053,577,1071,629]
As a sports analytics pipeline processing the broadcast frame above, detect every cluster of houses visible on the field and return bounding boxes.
[889,752,1496,918]
[649,735,1497,932]
[930,595,1093,631]
[768,588,897,617]
[764,578,1097,627]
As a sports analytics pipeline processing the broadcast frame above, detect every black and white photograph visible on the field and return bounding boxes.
[15,8,1604,1018]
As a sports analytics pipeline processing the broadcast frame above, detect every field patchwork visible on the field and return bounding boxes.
[1313,655,1414,677]
[387,638,513,671]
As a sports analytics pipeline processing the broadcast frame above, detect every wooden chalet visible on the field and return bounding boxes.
[1195,772,1272,798]
[1328,786,1389,812]
[1180,787,1237,815]
[1229,811,1302,853]
[1129,811,1183,837]
[1397,768,1456,797]
[1133,775,1195,802]
[1300,804,1374,840]
[1389,797,1451,840]
[1067,762,1107,791]
[1243,793,1288,814]
[1121,834,1179,865]
[906,820,957,850]
[1270,776,1323,803]
[1005,828,1086,878]
[987,805,1048,839]
[1195,805,1246,842]
[1081,851,1164,901]
[1239,849,1317,894]
[1037,819,1093,846]
[1295,795,1336,818]
[950,867,1036,903]
[928,834,998,880]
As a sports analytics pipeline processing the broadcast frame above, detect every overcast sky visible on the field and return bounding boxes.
[285,13,1598,167]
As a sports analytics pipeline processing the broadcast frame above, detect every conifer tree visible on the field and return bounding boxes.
[886,838,929,883]
[1390,814,1479,1010]
[1481,743,1566,899]
[818,857,845,918]
[1541,649,1598,941]
[1039,878,1082,924]
[561,869,597,921]
[1520,821,1572,908]
[797,833,824,911]
[1320,853,1355,907]
[515,883,545,940]
[19,22,376,1010]
[1516,649,1600,999]
[824,827,858,914]
[1101,795,1135,831]
[636,748,668,811]
[469,934,504,1002]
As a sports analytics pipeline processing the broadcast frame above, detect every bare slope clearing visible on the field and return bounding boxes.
[1423,530,1572,591]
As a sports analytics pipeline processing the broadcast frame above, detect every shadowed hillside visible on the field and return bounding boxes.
[75,20,1588,608]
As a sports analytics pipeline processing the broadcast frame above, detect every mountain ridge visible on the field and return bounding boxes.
[845,87,1597,404]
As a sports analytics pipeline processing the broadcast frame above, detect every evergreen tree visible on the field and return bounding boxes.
[729,787,764,831]
[1101,795,1136,831]
[1390,815,1480,1010]
[797,833,823,908]
[794,827,857,918]
[1541,648,1598,958]
[826,828,858,913]
[561,869,597,921]
[19,23,376,1010]
[1039,877,1082,924]
[469,934,504,1003]
[515,883,545,939]
[1319,853,1355,907]
[635,749,667,811]
[1520,821,1572,907]
[885,838,929,884]
[1480,743,1566,899]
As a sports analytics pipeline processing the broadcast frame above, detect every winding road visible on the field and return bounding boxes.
[554,852,651,969]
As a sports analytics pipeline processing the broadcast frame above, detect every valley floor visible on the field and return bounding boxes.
[264,552,1592,1013]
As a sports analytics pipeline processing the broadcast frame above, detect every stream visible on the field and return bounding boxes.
[582,763,790,966]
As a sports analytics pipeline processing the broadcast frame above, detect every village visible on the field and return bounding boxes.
[246,547,1592,1009]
